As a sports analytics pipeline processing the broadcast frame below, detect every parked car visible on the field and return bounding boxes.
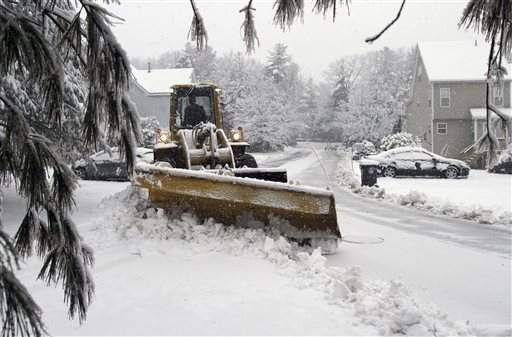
[489,149,512,174]
[73,148,153,181]
[489,160,512,174]
[366,147,470,179]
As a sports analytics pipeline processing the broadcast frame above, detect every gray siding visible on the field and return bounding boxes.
[432,119,473,159]
[432,81,511,120]
[405,54,432,150]
[128,83,170,128]
[431,81,511,159]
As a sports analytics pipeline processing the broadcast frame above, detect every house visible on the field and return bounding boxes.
[404,41,511,168]
[129,65,194,127]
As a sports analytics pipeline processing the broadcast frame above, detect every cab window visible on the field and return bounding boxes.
[176,94,214,128]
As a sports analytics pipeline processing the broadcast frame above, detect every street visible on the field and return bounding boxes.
[277,143,511,329]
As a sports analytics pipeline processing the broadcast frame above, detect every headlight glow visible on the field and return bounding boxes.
[158,130,171,143]
[232,132,241,141]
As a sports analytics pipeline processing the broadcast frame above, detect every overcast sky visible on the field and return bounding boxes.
[107,0,480,80]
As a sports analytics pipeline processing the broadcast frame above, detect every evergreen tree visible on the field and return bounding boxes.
[0,1,140,336]
[264,43,291,83]
[297,78,319,138]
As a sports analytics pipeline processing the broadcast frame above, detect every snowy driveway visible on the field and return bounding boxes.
[278,143,511,329]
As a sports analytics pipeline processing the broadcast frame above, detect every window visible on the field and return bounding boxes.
[440,88,450,107]
[409,152,432,160]
[417,64,423,80]
[493,84,504,106]
[437,122,448,135]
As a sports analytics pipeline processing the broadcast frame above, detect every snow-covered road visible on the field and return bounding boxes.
[2,143,510,335]
[279,143,511,329]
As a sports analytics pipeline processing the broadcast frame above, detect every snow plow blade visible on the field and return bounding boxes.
[231,168,287,183]
[134,163,341,253]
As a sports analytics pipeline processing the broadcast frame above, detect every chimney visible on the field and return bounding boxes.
[474,39,478,47]
[147,62,151,73]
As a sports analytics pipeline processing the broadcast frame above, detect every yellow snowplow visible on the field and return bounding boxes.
[133,83,341,252]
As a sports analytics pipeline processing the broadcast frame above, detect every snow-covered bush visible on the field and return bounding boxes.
[497,144,512,163]
[139,116,161,147]
[380,132,420,151]
[352,140,376,155]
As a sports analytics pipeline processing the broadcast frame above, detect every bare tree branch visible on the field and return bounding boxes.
[365,0,406,43]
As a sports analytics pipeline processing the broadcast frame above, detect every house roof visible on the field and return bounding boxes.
[418,41,512,82]
[131,66,194,95]
[470,108,512,120]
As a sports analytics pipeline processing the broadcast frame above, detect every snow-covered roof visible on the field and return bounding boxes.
[131,66,194,95]
[470,108,512,120]
[418,41,512,82]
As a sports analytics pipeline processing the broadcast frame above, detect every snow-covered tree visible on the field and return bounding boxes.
[0,1,140,336]
[380,132,420,151]
[297,78,319,137]
[265,43,291,83]
[317,47,414,144]
[139,116,161,147]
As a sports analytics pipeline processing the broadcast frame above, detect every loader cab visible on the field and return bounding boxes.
[170,84,222,132]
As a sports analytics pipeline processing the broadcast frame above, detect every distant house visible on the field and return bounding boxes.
[129,65,194,127]
[404,41,511,168]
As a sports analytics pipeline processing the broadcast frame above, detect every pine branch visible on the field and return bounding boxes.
[37,214,94,322]
[0,267,47,337]
[313,0,350,22]
[0,229,47,337]
[188,0,208,50]
[365,0,406,43]
[273,0,303,30]
[240,0,259,54]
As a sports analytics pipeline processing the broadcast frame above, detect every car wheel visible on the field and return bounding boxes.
[383,166,396,178]
[444,166,458,179]
[236,154,258,168]
[74,168,87,179]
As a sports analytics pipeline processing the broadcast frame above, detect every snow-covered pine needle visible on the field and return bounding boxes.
[240,0,259,54]
[188,0,208,50]
[0,264,47,337]
[313,0,350,22]
[273,0,304,30]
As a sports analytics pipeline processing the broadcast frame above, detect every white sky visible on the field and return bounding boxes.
[106,0,481,79]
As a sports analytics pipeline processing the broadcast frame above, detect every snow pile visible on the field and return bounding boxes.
[494,143,512,166]
[337,162,386,199]
[380,132,421,151]
[96,185,474,336]
[337,155,512,228]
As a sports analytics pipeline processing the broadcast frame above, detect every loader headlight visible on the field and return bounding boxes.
[231,128,244,142]
[157,129,171,144]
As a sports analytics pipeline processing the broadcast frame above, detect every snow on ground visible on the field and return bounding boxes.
[4,177,475,335]
[339,154,512,227]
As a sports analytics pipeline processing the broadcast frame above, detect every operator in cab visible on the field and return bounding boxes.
[184,95,207,127]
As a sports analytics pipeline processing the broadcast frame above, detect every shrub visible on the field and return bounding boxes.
[380,132,420,151]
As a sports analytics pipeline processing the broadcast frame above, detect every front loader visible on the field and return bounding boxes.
[133,83,341,253]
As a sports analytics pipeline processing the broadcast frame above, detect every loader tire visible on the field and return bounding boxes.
[236,154,258,168]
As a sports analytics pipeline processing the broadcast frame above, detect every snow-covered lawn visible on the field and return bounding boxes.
[3,180,474,336]
[341,156,512,227]
[377,170,511,215]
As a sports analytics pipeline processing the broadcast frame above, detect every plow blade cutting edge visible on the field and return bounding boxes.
[134,163,341,252]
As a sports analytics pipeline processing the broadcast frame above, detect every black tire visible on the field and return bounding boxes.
[236,153,258,168]
[74,167,87,180]
[444,166,458,179]
[382,166,396,178]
